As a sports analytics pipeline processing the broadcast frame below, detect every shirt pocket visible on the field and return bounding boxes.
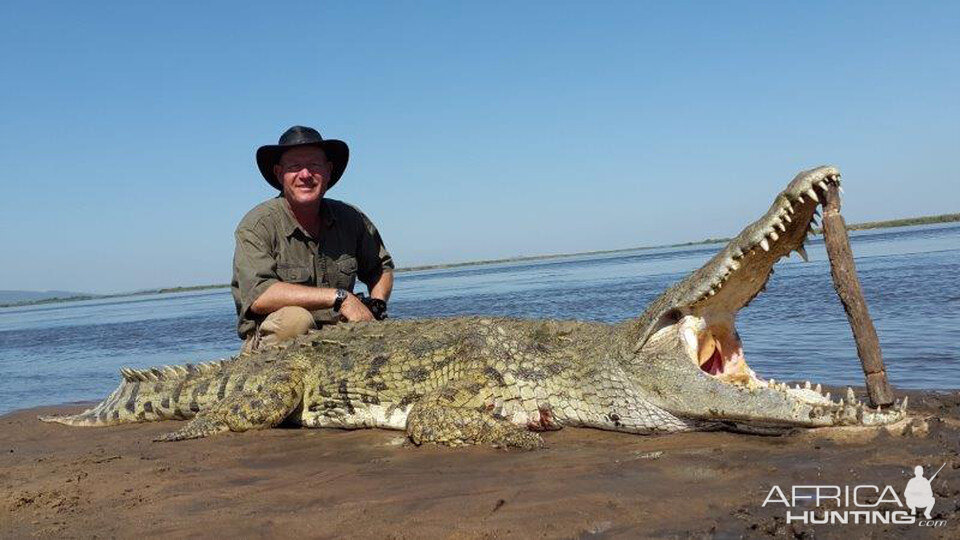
[277,263,312,284]
[334,255,358,289]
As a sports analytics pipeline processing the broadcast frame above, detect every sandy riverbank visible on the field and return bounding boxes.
[2,388,958,538]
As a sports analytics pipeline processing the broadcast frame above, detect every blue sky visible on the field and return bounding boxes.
[1,1,957,294]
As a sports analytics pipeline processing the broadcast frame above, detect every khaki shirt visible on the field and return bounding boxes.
[231,197,394,339]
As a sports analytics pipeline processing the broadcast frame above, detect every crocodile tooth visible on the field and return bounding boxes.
[876,406,881,413]
[795,245,809,262]
[682,327,699,352]
[776,221,786,232]
[815,383,822,394]
[769,231,779,241]
[797,194,805,204]
[818,180,828,191]
[785,201,794,213]
[707,288,716,296]
[783,213,792,223]
[839,398,845,407]
[846,387,856,403]
[728,259,741,271]
[825,392,831,401]
[901,396,908,411]
[807,188,819,202]
[804,381,811,389]
[760,238,770,251]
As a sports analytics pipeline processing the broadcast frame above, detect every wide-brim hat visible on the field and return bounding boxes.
[256,125,349,191]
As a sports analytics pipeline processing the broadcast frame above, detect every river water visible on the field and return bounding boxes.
[1,223,957,415]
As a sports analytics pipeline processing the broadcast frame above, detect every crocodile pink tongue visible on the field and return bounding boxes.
[702,347,724,375]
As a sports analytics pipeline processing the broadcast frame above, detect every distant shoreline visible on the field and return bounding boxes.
[3,212,957,309]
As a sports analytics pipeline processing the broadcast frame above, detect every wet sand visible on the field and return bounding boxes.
[2,388,958,538]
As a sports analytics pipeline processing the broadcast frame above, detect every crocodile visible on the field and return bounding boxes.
[40,165,908,448]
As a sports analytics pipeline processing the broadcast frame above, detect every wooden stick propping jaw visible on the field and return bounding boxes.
[821,184,895,407]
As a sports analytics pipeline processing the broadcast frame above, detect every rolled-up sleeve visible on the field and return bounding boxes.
[232,220,279,325]
[356,211,395,286]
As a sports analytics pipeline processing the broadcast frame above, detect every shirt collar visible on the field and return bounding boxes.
[279,197,337,239]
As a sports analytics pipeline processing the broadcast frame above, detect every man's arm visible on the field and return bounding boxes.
[368,269,393,302]
[355,207,395,308]
[250,283,336,314]
[252,283,374,322]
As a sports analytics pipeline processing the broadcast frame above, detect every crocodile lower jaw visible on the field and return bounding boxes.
[674,313,909,422]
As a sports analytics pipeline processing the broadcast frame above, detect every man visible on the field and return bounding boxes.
[232,125,394,352]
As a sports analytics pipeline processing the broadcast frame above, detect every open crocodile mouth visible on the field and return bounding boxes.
[637,166,907,426]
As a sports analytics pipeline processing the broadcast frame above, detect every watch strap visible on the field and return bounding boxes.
[332,288,348,312]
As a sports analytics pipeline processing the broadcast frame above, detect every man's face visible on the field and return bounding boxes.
[275,146,332,206]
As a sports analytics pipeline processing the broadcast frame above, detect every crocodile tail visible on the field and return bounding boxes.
[39,359,233,427]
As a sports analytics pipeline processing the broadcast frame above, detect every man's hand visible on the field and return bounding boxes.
[338,293,375,322]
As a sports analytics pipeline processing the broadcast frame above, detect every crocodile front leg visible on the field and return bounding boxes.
[405,380,544,450]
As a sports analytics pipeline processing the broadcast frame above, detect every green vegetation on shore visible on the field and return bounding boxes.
[844,212,960,231]
[3,212,957,309]
[1,284,232,309]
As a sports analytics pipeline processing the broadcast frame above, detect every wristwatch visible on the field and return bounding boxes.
[332,288,348,312]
